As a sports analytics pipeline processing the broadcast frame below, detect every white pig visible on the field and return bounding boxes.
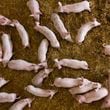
[9,98,33,110]
[1,33,13,67]
[38,39,49,63]
[51,13,73,42]
[103,44,110,56]
[0,15,14,27]
[54,58,89,70]
[0,92,17,103]
[52,77,84,88]
[76,18,101,44]
[0,77,9,88]
[75,87,108,103]
[13,20,30,48]
[27,0,42,21]
[25,85,57,99]
[57,1,91,13]
[34,22,60,48]
[8,59,47,72]
[32,68,53,86]
[0,43,3,62]
[69,82,101,95]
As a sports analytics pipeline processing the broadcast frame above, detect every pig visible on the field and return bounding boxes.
[8,59,47,72]
[51,13,73,42]
[38,39,49,63]
[0,92,17,103]
[0,77,9,88]
[101,70,110,108]
[52,77,84,88]
[27,0,42,21]
[75,87,108,103]
[76,18,101,44]
[32,68,53,86]
[25,85,57,99]
[1,33,13,67]
[57,1,91,13]
[13,20,30,48]
[9,98,33,110]
[103,44,110,56]
[54,58,89,70]
[69,81,101,95]
[34,22,60,48]
[0,43,3,62]
[0,15,14,27]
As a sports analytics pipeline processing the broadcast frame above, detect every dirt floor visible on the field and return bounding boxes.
[0,0,110,110]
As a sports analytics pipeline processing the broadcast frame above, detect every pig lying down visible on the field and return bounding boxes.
[0,77,9,88]
[38,39,49,63]
[57,1,91,13]
[32,68,53,86]
[51,13,73,42]
[69,81,101,95]
[8,59,47,72]
[103,44,110,56]
[76,18,101,44]
[9,98,33,110]
[13,20,30,48]
[75,87,108,103]
[0,15,14,27]
[0,92,17,103]
[27,0,42,21]
[1,33,13,67]
[25,85,57,99]
[54,58,89,70]
[34,22,60,48]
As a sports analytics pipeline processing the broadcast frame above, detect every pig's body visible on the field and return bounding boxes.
[0,77,9,88]
[51,13,73,42]
[34,22,60,48]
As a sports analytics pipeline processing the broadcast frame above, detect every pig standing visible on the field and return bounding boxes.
[38,39,49,63]
[103,44,110,56]
[1,33,13,67]
[32,68,53,86]
[8,59,47,72]
[54,58,89,70]
[0,77,9,88]
[25,85,57,99]
[75,87,108,103]
[51,13,73,42]
[57,1,91,13]
[27,0,42,21]
[0,15,14,27]
[34,22,60,48]
[13,20,30,48]
[9,98,33,110]
[76,18,101,44]
[0,92,17,103]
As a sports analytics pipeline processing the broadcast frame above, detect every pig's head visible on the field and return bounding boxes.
[64,32,73,42]
[74,95,85,104]
[81,61,89,70]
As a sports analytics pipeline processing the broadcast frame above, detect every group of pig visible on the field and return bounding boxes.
[0,0,110,109]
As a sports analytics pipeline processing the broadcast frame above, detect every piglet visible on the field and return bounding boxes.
[9,98,33,110]
[38,39,49,63]
[75,87,108,103]
[103,44,110,56]
[0,15,14,27]
[54,58,89,70]
[8,59,47,72]
[25,85,57,99]
[57,1,91,13]
[32,68,53,86]
[69,81,101,95]
[13,20,30,48]
[101,70,110,108]
[0,77,9,88]
[1,33,13,67]
[27,0,42,21]
[34,22,60,48]
[0,92,17,103]
[76,18,101,44]
[51,13,73,42]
